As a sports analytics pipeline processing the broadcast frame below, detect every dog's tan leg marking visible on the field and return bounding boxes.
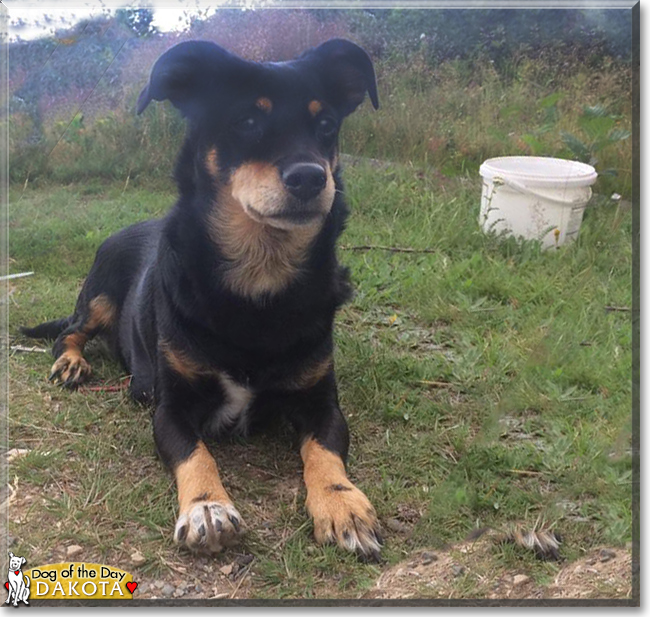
[173,441,243,554]
[159,341,214,382]
[49,294,116,386]
[85,294,116,330]
[301,437,382,560]
[282,355,333,391]
[176,442,231,509]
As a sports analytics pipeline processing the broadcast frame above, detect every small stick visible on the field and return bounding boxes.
[17,172,30,204]
[340,245,437,254]
[416,380,455,388]
[9,420,84,437]
[508,469,543,476]
[0,272,34,281]
[81,384,128,393]
[604,306,631,312]
[270,520,310,552]
[158,555,188,575]
[229,562,254,599]
[10,345,49,354]
[79,376,132,393]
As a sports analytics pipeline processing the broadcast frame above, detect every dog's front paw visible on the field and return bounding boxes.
[49,352,91,388]
[307,483,383,562]
[174,500,243,555]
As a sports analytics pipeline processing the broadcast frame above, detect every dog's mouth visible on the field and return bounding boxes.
[246,203,327,228]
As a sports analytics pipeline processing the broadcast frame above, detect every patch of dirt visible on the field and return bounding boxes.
[547,548,632,599]
[362,536,633,600]
[129,552,257,600]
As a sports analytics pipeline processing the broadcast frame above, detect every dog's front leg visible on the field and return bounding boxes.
[286,374,383,561]
[153,404,243,554]
[15,582,24,607]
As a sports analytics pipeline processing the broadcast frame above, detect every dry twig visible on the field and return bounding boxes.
[341,244,437,254]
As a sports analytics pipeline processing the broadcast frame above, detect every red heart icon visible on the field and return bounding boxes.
[14,571,19,576]
[126,581,138,594]
[4,582,8,590]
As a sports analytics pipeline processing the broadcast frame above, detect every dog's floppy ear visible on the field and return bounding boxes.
[298,38,379,116]
[8,552,14,559]
[137,40,245,115]
[20,557,25,566]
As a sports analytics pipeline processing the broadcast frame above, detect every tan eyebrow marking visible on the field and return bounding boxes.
[256,97,273,113]
[308,100,323,117]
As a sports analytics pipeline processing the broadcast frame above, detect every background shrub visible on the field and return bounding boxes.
[8,8,633,196]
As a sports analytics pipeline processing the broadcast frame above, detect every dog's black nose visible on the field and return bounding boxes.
[282,163,327,201]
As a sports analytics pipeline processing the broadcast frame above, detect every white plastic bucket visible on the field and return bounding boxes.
[479,156,598,249]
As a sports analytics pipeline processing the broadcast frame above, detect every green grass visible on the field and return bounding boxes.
[6,160,632,599]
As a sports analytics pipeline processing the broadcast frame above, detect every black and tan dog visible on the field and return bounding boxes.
[22,39,382,561]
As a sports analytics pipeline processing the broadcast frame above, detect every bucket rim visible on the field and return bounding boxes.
[479,156,598,188]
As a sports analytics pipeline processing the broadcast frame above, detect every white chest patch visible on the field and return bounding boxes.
[210,372,254,435]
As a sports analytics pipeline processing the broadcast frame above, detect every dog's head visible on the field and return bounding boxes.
[8,553,25,571]
[137,39,378,230]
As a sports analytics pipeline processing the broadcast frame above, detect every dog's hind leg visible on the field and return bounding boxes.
[49,294,116,388]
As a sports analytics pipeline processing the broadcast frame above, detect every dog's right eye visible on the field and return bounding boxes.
[237,117,256,129]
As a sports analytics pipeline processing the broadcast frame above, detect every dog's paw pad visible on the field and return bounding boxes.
[49,353,91,388]
[174,501,243,555]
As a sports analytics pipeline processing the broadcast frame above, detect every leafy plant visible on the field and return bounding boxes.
[522,96,631,196]
[560,104,631,169]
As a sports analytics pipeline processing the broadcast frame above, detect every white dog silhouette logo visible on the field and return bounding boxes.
[5,552,30,607]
